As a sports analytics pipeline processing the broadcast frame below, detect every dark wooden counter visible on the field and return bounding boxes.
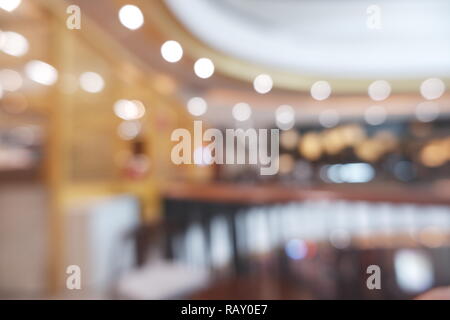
[164,182,450,206]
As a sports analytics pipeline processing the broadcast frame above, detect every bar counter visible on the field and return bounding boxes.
[164,182,450,206]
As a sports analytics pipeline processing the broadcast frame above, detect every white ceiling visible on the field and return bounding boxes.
[165,0,450,80]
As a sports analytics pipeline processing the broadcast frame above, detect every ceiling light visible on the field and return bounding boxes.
[368,80,391,101]
[79,72,104,93]
[0,0,21,12]
[311,81,331,101]
[118,5,144,30]
[420,78,445,100]
[232,102,252,122]
[161,40,183,63]
[114,99,145,120]
[187,97,207,116]
[253,74,273,94]
[25,60,58,86]
[194,58,214,79]
[276,104,295,130]
[1,31,28,57]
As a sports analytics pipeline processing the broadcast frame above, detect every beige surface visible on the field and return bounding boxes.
[0,183,48,298]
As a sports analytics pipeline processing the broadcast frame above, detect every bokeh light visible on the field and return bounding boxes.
[187,97,207,116]
[114,99,146,120]
[161,40,183,63]
[253,74,273,94]
[194,58,214,79]
[118,5,144,30]
[25,60,58,86]
[311,81,331,101]
[79,72,105,93]
[232,103,252,122]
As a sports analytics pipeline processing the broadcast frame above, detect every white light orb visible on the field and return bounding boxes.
[1,31,28,57]
[368,80,391,101]
[0,0,21,12]
[161,40,183,63]
[232,102,252,122]
[114,99,145,120]
[194,58,214,79]
[253,74,273,94]
[187,97,207,116]
[25,60,58,86]
[420,78,445,100]
[311,81,332,101]
[276,104,295,130]
[79,72,105,93]
[118,5,144,30]
[364,105,387,126]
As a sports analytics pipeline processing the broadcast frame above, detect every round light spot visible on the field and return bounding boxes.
[161,40,183,63]
[0,69,23,91]
[311,81,331,101]
[25,60,58,86]
[416,102,440,123]
[253,74,273,94]
[420,142,447,168]
[118,121,141,140]
[232,102,252,122]
[187,97,207,116]
[368,80,391,101]
[276,104,295,130]
[364,105,387,126]
[1,31,28,57]
[420,78,445,100]
[118,5,144,30]
[0,0,21,12]
[194,58,214,79]
[79,72,104,93]
[114,99,145,120]
[319,109,340,128]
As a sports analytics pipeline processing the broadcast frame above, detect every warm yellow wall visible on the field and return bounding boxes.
[14,1,214,291]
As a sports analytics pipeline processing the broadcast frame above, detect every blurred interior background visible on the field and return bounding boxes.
[1,0,450,300]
